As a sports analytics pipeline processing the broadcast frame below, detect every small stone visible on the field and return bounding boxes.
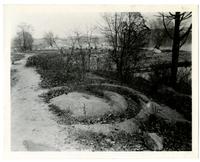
[143,132,163,151]
[110,141,115,144]
[105,138,112,143]
[153,48,162,54]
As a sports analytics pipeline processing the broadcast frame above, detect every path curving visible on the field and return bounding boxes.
[11,54,89,151]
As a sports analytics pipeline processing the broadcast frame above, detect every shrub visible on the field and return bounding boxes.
[26,53,82,88]
[149,62,191,95]
[148,63,192,120]
[149,62,171,90]
[143,114,192,151]
[176,68,191,95]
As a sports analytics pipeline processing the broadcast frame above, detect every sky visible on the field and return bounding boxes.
[10,12,105,38]
[5,6,160,39]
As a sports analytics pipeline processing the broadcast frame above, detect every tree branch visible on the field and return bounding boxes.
[180,24,192,40]
[169,12,176,17]
[182,12,192,21]
[161,14,173,39]
[179,31,190,48]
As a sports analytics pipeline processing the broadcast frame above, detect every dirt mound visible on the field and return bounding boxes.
[50,91,128,118]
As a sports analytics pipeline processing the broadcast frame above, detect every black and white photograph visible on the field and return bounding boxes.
[3,4,198,156]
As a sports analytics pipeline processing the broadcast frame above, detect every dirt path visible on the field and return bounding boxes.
[11,54,89,151]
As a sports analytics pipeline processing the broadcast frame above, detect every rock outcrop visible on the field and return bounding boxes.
[50,91,128,118]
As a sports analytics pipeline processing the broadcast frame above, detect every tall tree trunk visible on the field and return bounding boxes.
[171,12,181,88]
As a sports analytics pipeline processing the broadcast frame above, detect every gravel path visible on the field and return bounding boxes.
[11,54,88,151]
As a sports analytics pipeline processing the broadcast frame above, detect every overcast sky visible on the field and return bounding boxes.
[10,12,106,38]
[6,6,159,39]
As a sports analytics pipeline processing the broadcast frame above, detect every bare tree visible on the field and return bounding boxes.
[101,12,150,81]
[74,31,86,80]
[43,31,63,53]
[69,36,77,55]
[43,32,57,47]
[150,17,170,50]
[64,35,77,67]
[13,23,34,51]
[85,26,96,71]
[92,36,99,49]
[160,12,192,87]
